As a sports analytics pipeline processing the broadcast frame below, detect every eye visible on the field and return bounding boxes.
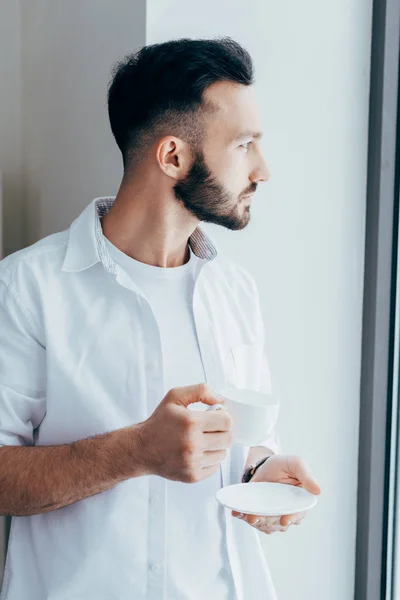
[240,141,253,151]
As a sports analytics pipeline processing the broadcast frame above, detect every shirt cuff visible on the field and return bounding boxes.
[255,429,281,455]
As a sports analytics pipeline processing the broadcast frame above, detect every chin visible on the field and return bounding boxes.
[232,214,251,231]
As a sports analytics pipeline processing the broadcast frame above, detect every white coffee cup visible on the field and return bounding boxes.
[208,387,279,446]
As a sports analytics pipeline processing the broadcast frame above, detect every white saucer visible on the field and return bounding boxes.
[216,482,318,516]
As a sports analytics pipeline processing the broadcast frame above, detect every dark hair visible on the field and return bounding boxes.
[107,37,254,170]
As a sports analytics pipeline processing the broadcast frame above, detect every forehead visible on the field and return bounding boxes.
[202,81,262,141]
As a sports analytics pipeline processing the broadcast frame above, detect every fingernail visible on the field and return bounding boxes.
[281,521,291,528]
[236,513,245,519]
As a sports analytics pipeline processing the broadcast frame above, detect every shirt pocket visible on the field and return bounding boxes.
[230,343,272,393]
[230,343,260,390]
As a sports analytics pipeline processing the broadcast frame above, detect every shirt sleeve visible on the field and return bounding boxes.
[0,279,46,447]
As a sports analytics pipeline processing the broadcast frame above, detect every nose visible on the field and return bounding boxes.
[251,151,271,184]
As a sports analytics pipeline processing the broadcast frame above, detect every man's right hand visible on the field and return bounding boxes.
[137,383,234,483]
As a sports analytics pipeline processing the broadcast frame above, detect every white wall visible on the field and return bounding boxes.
[147,1,371,599]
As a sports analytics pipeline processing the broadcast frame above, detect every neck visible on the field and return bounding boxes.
[101,176,199,268]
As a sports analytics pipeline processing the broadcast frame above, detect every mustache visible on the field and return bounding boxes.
[241,183,258,197]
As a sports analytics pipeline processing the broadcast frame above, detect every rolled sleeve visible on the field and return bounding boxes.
[0,278,46,447]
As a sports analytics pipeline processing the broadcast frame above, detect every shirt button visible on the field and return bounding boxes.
[149,495,159,505]
[149,563,160,573]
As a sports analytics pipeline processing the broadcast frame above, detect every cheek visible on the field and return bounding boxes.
[218,154,248,195]
[205,145,248,197]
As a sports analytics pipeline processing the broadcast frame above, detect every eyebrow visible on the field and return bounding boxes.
[232,130,263,143]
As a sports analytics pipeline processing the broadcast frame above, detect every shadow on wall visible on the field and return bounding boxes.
[0,175,12,583]
[1,168,24,258]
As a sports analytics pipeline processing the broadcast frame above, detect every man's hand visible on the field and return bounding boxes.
[139,384,233,483]
[232,455,321,535]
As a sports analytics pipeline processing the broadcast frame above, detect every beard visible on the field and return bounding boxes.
[173,149,256,231]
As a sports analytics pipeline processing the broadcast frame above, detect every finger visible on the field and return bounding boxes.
[280,510,306,527]
[261,524,290,533]
[201,450,227,468]
[302,474,321,495]
[231,512,285,533]
[246,515,280,527]
[258,522,287,533]
[254,523,287,534]
[280,514,293,527]
[202,431,233,451]
[231,512,282,529]
[243,514,263,526]
[173,383,224,408]
[199,410,233,433]
[292,458,321,495]
[200,464,220,479]
[232,511,245,519]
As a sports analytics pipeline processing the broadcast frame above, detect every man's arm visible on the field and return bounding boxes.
[0,278,148,517]
[0,383,233,517]
[0,424,147,517]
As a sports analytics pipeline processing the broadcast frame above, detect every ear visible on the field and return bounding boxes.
[156,136,192,180]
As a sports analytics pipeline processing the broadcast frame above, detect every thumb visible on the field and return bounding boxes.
[302,473,321,496]
[306,479,321,495]
[169,383,224,408]
[293,458,321,495]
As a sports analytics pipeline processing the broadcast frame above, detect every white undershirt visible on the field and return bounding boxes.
[104,238,236,600]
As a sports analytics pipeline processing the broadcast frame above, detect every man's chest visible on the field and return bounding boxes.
[37,276,259,445]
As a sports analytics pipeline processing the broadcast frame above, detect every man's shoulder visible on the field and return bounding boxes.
[0,230,69,288]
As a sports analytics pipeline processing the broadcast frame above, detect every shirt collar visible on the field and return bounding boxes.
[62,196,218,273]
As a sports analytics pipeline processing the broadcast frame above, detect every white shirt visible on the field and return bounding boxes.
[0,197,280,600]
[104,237,236,599]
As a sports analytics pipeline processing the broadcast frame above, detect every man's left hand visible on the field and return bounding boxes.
[232,455,321,535]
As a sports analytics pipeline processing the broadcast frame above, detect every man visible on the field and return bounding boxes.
[0,38,320,600]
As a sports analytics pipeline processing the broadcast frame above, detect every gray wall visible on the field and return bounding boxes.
[0,2,22,581]
[20,0,146,245]
[0,0,146,587]
[0,0,22,257]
